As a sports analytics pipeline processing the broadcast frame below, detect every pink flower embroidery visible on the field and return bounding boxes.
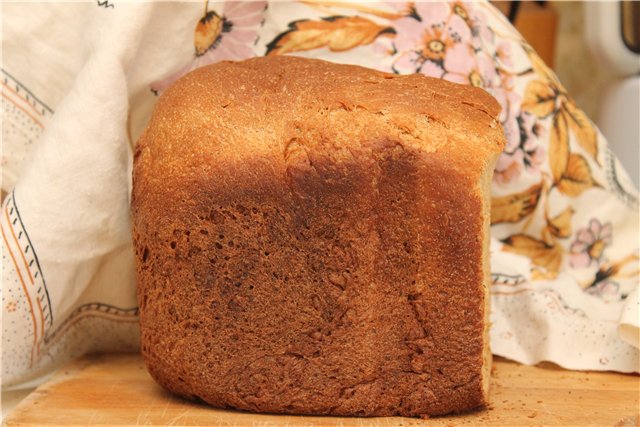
[495,41,514,68]
[442,44,497,87]
[586,280,620,302]
[150,2,266,94]
[380,2,471,76]
[570,219,613,269]
[494,149,524,185]
[494,110,545,184]
[457,1,493,48]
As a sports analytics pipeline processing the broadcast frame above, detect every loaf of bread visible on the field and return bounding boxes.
[132,56,505,418]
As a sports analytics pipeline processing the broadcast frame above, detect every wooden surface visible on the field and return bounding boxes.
[4,353,639,426]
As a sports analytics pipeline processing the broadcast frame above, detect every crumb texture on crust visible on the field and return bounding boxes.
[132,56,505,418]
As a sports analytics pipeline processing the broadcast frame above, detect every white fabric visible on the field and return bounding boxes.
[619,289,640,350]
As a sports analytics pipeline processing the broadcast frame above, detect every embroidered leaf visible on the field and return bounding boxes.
[266,16,396,55]
[563,101,598,162]
[491,183,542,225]
[531,269,560,281]
[522,80,556,119]
[502,234,564,275]
[541,225,556,246]
[299,1,403,20]
[549,112,569,183]
[194,11,226,56]
[546,207,574,238]
[557,153,597,197]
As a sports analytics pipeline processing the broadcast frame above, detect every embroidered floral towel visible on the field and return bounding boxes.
[2,1,638,388]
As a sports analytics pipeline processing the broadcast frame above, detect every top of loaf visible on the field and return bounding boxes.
[137,56,505,186]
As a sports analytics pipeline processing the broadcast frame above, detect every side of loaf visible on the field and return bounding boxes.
[132,56,505,417]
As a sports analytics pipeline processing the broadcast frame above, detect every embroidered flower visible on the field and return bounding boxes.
[494,110,545,184]
[570,219,613,269]
[379,2,471,75]
[494,149,524,185]
[495,41,514,68]
[442,44,497,87]
[586,280,620,302]
[150,1,266,94]
[452,1,493,47]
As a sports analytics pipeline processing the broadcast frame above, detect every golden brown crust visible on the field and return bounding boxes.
[132,56,505,417]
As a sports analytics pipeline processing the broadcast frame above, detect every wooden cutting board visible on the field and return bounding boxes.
[4,353,639,426]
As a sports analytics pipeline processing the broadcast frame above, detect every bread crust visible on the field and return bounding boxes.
[132,56,505,417]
